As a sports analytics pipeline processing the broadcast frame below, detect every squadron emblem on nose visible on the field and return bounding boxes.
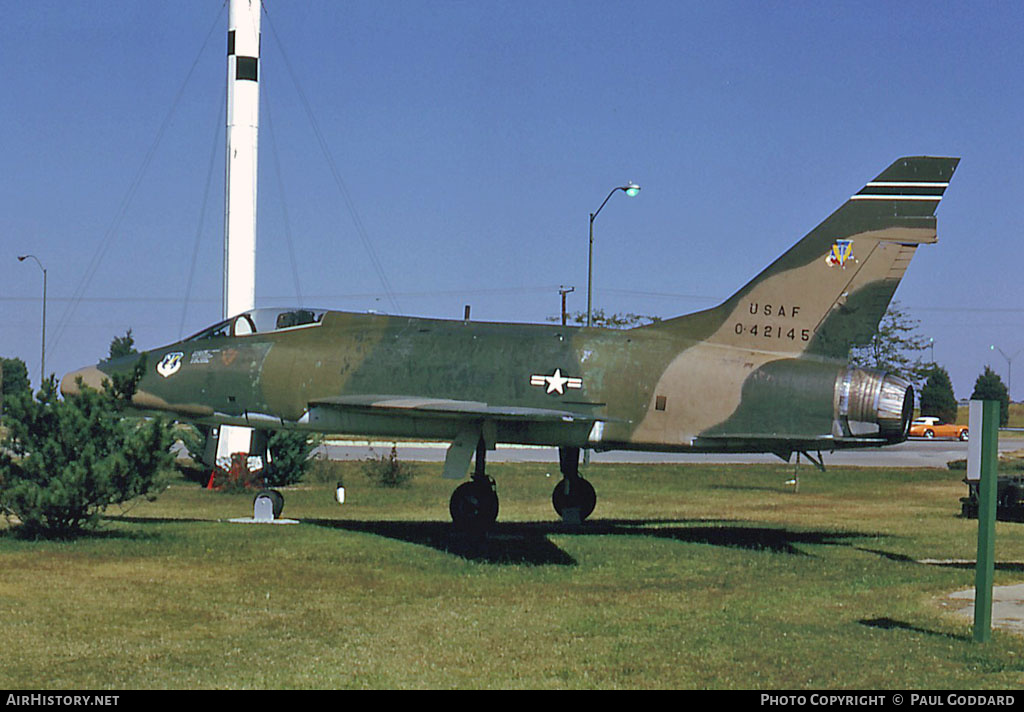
[157,352,184,378]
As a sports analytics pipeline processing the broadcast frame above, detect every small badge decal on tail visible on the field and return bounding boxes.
[825,239,854,268]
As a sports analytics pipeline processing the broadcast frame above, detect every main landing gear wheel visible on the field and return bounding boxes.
[552,446,597,523]
[449,438,498,531]
[449,477,499,531]
[552,477,596,521]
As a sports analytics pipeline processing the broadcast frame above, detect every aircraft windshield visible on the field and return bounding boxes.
[185,308,327,341]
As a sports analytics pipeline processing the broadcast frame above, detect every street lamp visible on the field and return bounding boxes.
[17,255,47,387]
[587,183,640,328]
[990,344,1022,400]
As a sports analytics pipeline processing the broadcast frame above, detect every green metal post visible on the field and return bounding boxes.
[973,399,1000,643]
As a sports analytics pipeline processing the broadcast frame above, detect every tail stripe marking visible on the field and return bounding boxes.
[852,180,949,201]
[865,181,949,188]
[850,194,943,201]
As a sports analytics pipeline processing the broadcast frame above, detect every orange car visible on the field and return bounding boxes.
[909,416,969,441]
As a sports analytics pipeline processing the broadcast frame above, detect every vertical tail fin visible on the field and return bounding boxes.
[651,156,959,359]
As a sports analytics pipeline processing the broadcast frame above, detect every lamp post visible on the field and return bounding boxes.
[587,183,640,328]
[990,344,1022,400]
[17,254,47,386]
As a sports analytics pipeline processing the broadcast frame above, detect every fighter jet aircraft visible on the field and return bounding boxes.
[61,156,959,528]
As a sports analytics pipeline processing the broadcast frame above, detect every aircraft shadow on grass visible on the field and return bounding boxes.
[858,547,1024,573]
[305,517,872,566]
[858,617,968,642]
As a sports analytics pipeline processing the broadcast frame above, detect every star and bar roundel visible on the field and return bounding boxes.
[530,368,583,395]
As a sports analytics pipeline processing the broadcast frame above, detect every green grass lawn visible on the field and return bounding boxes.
[2,460,1024,689]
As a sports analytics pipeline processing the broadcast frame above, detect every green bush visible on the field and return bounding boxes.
[0,376,174,538]
[304,454,346,485]
[264,431,320,487]
[362,445,414,488]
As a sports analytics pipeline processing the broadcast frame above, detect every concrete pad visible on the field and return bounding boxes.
[226,517,300,525]
[947,583,1024,634]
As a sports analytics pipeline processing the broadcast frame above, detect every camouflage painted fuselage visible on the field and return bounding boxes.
[63,156,959,461]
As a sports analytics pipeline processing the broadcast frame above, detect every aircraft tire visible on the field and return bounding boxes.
[552,477,596,521]
[449,479,499,531]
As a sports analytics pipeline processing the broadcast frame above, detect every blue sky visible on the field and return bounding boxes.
[2,1,1022,401]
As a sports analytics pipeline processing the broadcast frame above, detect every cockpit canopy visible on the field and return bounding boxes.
[185,307,328,341]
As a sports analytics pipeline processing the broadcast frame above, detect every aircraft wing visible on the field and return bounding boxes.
[308,394,608,423]
[306,394,617,479]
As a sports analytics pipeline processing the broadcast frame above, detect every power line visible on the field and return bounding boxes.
[261,2,401,313]
[263,85,304,308]
[178,88,226,340]
[48,1,228,357]
[1,284,569,304]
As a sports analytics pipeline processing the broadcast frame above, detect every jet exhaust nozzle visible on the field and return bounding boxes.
[837,369,914,442]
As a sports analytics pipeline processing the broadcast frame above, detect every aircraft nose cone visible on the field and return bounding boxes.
[59,365,109,398]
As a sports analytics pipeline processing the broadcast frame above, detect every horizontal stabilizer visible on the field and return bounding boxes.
[692,433,894,453]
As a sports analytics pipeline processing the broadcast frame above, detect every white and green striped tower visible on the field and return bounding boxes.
[219,0,261,463]
[224,0,260,320]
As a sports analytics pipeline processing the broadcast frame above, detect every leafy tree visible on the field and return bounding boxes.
[848,301,930,384]
[918,364,957,424]
[551,309,661,328]
[104,329,138,362]
[0,366,174,538]
[1,357,31,405]
[971,366,1010,427]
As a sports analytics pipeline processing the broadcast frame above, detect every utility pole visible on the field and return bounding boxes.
[17,254,46,386]
[559,286,575,326]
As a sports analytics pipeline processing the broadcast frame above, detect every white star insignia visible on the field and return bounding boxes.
[530,369,583,395]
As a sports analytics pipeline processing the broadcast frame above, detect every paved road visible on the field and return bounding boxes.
[324,434,1024,469]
